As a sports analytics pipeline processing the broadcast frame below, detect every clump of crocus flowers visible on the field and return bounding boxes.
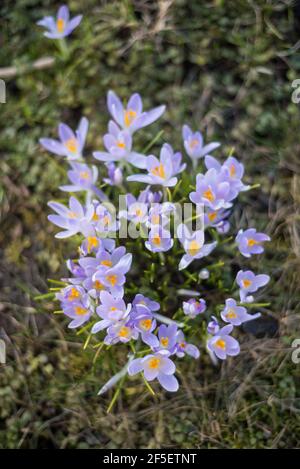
[37,5,271,400]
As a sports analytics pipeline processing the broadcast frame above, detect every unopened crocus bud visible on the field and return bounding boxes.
[207,316,219,335]
[199,268,210,280]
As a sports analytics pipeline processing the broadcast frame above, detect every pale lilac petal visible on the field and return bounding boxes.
[128,358,143,375]
[64,15,82,35]
[39,138,66,156]
[157,373,179,392]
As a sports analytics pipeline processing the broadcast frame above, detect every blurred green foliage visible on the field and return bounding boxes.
[0,0,299,449]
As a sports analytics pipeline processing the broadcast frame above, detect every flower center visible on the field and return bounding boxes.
[68,211,77,219]
[124,109,137,127]
[75,306,87,316]
[242,279,252,288]
[151,163,165,179]
[56,18,65,33]
[106,275,118,286]
[226,309,237,319]
[116,140,126,149]
[94,280,104,291]
[160,337,169,347]
[208,211,217,222]
[139,319,152,331]
[148,357,161,369]
[101,260,112,267]
[215,338,226,350]
[65,138,77,153]
[119,326,130,338]
[203,188,215,202]
[92,212,99,221]
[68,287,80,301]
[87,236,99,253]
[247,238,259,247]
[190,138,199,149]
[229,164,236,177]
[187,240,201,256]
[80,171,90,180]
[152,234,161,246]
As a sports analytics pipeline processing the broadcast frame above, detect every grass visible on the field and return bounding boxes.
[0,0,300,448]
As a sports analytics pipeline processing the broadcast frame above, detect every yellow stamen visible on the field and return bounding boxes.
[190,138,199,149]
[75,306,87,316]
[140,319,152,331]
[68,287,80,301]
[110,306,117,312]
[151,214,160,225]
[56,18,65,34]
[116,140,126,149]
[242,279,252,288]
[101,260,112,267]
[106,275,117,286]
[229,164,236,177]
[124,109,137,127]
[203,188,215,202]
[87,236,99,253]
[226,309,237,319]
[119,326,130,338]
[148,357,161,369]
[94,280,104,291]
[180,342,186,349]
[68,211,77,219]
[65,138,77,153]
[152,234,161,246]
[208,211,217,222]
[215,339,226,349]
[247,238,259,247]
[151,163,165,179]
[160,337,169,347]
[92,213,99,221]
[187,240,201,256]
[135,208,142,217]
[102,215,110,226]
[80,171,90,180]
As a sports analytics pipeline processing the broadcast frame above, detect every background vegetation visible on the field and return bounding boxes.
[0,0,299,448]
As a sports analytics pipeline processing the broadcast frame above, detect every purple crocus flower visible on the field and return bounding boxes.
[182,125,220,162]
[146,202,175,231]
[204,208,230,229]
[131,309,159,348]
[103,163,123,187]
[64,259,87,285]
[119,192,149,225]
[37,5,82,39]
[175,330,200,359]
[207,324,240,360]
[107,91,165,135]
[93,252,132,297]
[48,196,94,238]
[91,291,131,334]
[80,236,115,256]
[236,270,270,302]
[235,228,270,258]
[104,320,139,345]
[62,295,92,329]
[128,352,179,392]
[189,168,235,210]
[127,144,183,187]
[91,202,119,234]
[177,224,217,270]
[93,121,147,169]
[132,294,160,314]
[205,155,250,196]
[40,117,88,160]
[220,298,261,326]
[183,298,206,318]
[59,162,106,200]
[207,316,220,335]
[145,227,173,253]
[56,284,86,304]
[155,324,178,355]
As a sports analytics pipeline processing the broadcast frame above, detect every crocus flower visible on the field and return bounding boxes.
[146,202,175,231]
[155,324,178,355]
[119,192,149,225]
[220,298,261,326]
[37,5,82,39]
[104,320,139,345]
[92,202,119,234]
[127,144,182,187]
[182,125,220,161]
[62,295,92,329]
[91,291,131,333]
[93,121,147,168]
[177,224,217,270]
[132,294,160,314]
[64,259,86,285]
[235,228,270,258]
[183,298,206,318]
[107,91,165,134]
[145,227,173,253]
[175,330,200,359]
[93,252,133,297]
[48,196,94,238]
[207,324,240,360]
[236,270,270,302]
[56,285,86,304]
[207,316,220,335]
[205,155,250,196]
[103,163,123,187]
[128,353,179,392]
[40,117,88,160]
[131,309,159,348]
[80,236,115,256]
[204,208,230,229]
[59,162,106,200]
[189,168,235,210]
